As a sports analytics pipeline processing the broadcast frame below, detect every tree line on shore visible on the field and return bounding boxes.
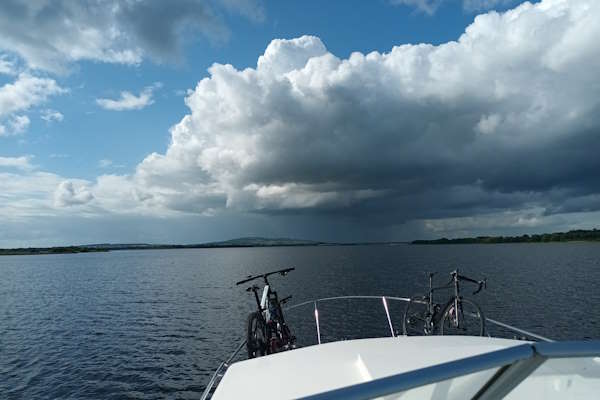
[412,229,600,244]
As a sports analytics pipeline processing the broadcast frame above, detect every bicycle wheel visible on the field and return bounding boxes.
[280,323,295,348]
[440,298,485,336]
[402,297,434,336]
[246,311,267,358]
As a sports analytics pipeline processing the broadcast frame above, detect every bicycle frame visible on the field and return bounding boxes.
[261,285,270,320]
[241,267,294,320]
[420,269,485,332]
[238,267,295,355]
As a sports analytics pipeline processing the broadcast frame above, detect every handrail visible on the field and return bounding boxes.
[284,295,410,311]
[202,294,555,399]
[485,317,554,342]
[535,340,600,357]
[284,295,553,342]
[200,339,247,400]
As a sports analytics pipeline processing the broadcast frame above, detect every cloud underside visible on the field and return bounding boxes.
[5,0,600,240]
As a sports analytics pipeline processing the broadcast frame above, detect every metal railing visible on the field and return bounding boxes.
[200,339,247,400]
[284,295,553,343]
[200,294,555,399]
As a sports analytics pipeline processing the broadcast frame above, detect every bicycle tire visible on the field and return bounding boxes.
[440,298,485,336]
[402,297,434,336]
[280,323,294,346]
[246,311,267,358]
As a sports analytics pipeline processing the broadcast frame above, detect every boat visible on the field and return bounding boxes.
[201,271,600,399]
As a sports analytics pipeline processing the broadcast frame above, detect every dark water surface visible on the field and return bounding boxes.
[1,243,599,399]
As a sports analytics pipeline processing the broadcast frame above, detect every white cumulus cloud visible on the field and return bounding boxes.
[475,114,502,135]
[117,0,598,221]
[99,159,113,168]
[0,74,65,137]
[0,74,65,118]
[390,0,444,15]
[0,115,31,137]
[0,155,33,170]
[0,54,16,75]
[40,109,64,123]
[96,84,160,111]
[392,0,518,14]
[53,181,95,207]
[9,115,30,135]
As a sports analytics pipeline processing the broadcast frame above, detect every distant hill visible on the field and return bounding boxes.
[81,237,322,250]
[81,243,158,249]
[199,237,322,247]
[412,228,600,244]
[0,237,324,256]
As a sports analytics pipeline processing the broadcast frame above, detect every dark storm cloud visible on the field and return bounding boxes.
[117,0,226,62]
[118,0,600,234]
[0,0,263,72]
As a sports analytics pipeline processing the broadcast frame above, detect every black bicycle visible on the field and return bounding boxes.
[403,269,487,336]
[236,267,296,358]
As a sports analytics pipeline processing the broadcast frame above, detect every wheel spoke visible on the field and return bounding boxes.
[440,299,485,336]
[403,298,434,336]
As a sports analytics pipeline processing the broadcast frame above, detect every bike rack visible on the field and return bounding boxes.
[200,295,555,400]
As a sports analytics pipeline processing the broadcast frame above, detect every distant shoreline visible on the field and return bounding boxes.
[3,229,599,256]
[411,229,600,245]
[0,239,409,256]
[0,247,111,256]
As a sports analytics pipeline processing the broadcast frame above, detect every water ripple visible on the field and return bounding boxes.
[1,244,599,398]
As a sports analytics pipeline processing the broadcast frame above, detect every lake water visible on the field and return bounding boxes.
[1,243,599,399]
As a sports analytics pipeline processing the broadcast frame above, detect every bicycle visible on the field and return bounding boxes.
[402,269,487,336]
[236,267,296,358]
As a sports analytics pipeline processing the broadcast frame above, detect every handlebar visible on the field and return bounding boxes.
[472,278,487,295]
[448,269,487,295]
[457,272,486,295]
[235,267,295,286]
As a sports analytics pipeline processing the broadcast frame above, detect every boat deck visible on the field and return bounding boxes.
[212,336,527,399]
[203,294,600,399]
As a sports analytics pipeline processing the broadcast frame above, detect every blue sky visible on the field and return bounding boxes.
[3,0,600,246]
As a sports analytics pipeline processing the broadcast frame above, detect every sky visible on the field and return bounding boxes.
[1,0,600,247]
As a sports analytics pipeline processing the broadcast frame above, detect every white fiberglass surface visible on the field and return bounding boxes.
[379,367,500,400]
[505,357,600,400]
[211,336,524,400]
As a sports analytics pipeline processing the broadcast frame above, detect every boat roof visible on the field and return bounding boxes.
[212,336,538,399]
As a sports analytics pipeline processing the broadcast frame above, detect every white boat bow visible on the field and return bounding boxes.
[201,295,600,399]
